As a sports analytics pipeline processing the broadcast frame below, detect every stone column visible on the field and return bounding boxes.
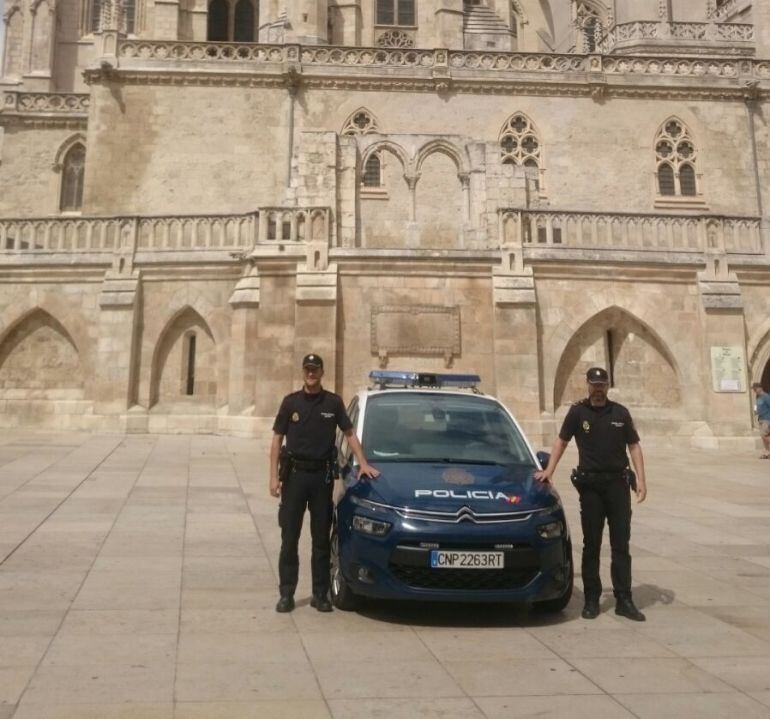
[227,266,260,419]
[695,245,753,448]
[294,261,338,389]
[331,0,360,44]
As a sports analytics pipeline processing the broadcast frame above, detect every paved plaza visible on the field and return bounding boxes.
[0,431,769,718]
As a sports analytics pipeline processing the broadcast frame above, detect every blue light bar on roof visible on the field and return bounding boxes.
[369,370,481,389]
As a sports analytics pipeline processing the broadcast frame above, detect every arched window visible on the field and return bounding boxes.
[576,1,604,53]
[657,164,675,196]
[207,0,257,41]
[376,0,415,26]
[233,0,255,41]
[183,332,196,395]
[655,119,700,198]
[88,0,137,33]
[341,108,379,136]
[207,0,229,40]
[499,112,543,190]
[59,143,86,212]
[362,154,382,187]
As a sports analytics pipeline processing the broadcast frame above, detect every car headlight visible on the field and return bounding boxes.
[352,515,392,536]
[537,520,564,539]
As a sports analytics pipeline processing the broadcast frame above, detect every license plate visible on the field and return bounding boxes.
[430,550,504,569]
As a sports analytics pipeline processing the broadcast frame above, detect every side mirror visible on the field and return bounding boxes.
[536,451,551,469]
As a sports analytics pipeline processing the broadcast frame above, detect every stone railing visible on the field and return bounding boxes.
[500,209,763,255]
[599,21,754,54]
[0,207,331,257]
[113,40,770,82]
[1,92,90,116]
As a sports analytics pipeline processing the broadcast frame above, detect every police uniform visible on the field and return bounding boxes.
[559,394,640,607]
[273,380,352,603]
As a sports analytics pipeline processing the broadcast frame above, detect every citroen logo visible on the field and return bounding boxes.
[457,506,476,522]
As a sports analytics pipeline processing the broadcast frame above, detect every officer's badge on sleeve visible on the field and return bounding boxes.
[291,412,300,422]
[582,420,590,433]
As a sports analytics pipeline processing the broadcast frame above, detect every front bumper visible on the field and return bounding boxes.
[337,509,571,604]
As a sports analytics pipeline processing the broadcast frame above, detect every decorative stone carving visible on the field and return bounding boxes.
[375,29,415,49]
[371,305,461,368]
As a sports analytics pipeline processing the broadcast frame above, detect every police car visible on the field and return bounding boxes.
[331,371,573,611]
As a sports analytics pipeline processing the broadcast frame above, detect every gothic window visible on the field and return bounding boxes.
[362,154,382,187]
[500,113,543,192]
[59,143,86,213]
[655,119,699,198]
[88,0,137,33]
[207,0,258,41]
[376,0,415,26]
[341,109,379,135]
[576,2,603,53]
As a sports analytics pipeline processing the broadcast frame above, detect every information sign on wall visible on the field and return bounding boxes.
[710,346,747,393]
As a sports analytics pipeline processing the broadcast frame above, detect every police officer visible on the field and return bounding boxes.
[269,353,379,613]
[535,367,648,621]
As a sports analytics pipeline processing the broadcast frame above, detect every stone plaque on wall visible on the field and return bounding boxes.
[710,345,747,393]
[371,305,461,367]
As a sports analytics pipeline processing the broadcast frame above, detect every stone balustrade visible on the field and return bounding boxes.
[1,92,90,116]
[0,207,331,257]
[500,209,763,255]
[600,21,754,55]
[113,40,770,82]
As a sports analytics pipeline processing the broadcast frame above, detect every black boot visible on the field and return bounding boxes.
[615,595,645,621]
[581,596,600,619]
[275,595,295,613]
[310,594,333,612]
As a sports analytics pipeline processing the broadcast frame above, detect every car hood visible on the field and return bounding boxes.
[347,461,560,513]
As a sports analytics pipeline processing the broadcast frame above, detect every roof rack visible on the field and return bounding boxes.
[369,370,482,391]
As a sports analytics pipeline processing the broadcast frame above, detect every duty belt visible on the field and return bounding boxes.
[291,457,329,472]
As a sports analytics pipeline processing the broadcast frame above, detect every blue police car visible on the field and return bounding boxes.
[331,371,573,611]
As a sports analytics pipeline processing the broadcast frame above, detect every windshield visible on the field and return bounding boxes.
[362,392,535,466]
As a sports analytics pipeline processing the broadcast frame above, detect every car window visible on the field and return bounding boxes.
[362,392,534,466]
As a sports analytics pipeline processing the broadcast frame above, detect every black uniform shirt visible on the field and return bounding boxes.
[273,389,353,460]
[559,398,640,473]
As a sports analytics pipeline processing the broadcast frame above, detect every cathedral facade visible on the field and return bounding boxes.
[0,0,768,446]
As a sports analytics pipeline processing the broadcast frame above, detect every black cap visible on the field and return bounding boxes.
[302,353,323,369]
[586,367,609,384]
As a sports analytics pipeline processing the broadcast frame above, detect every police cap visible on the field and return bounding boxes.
[302,353,324,369]
[586,367,609,384]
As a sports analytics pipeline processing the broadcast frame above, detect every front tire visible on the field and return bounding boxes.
[330,525,359,611]
[534,540,574,613]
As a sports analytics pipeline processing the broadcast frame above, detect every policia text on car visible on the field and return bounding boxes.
[269,354,379,613]
[535,366,648,622]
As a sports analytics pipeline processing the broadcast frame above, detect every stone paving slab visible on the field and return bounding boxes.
[0,431,769,718]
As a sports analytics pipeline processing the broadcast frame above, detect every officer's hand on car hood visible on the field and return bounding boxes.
[359,462,380,479]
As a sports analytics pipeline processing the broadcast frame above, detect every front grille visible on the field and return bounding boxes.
[389,563,538,590]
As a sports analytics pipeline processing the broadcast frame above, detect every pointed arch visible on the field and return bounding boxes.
[553,305,681,409]
[149,306,218,407]
[53,133,87,170]
[2,3,24,78]
[748,320,770,388]
[415,139,468,175]
[359,138,409,170]
[0,308,85,398]
[341,107,380,136]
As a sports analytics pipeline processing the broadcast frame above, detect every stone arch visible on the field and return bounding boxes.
[0,308,85,399]
[415,139,468,176]
[149,306,219,407]
[748,319,770,390]
[358,141,412,248]
[413,140,466,249]
[553,305,681,410]
[53,133,86,170]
